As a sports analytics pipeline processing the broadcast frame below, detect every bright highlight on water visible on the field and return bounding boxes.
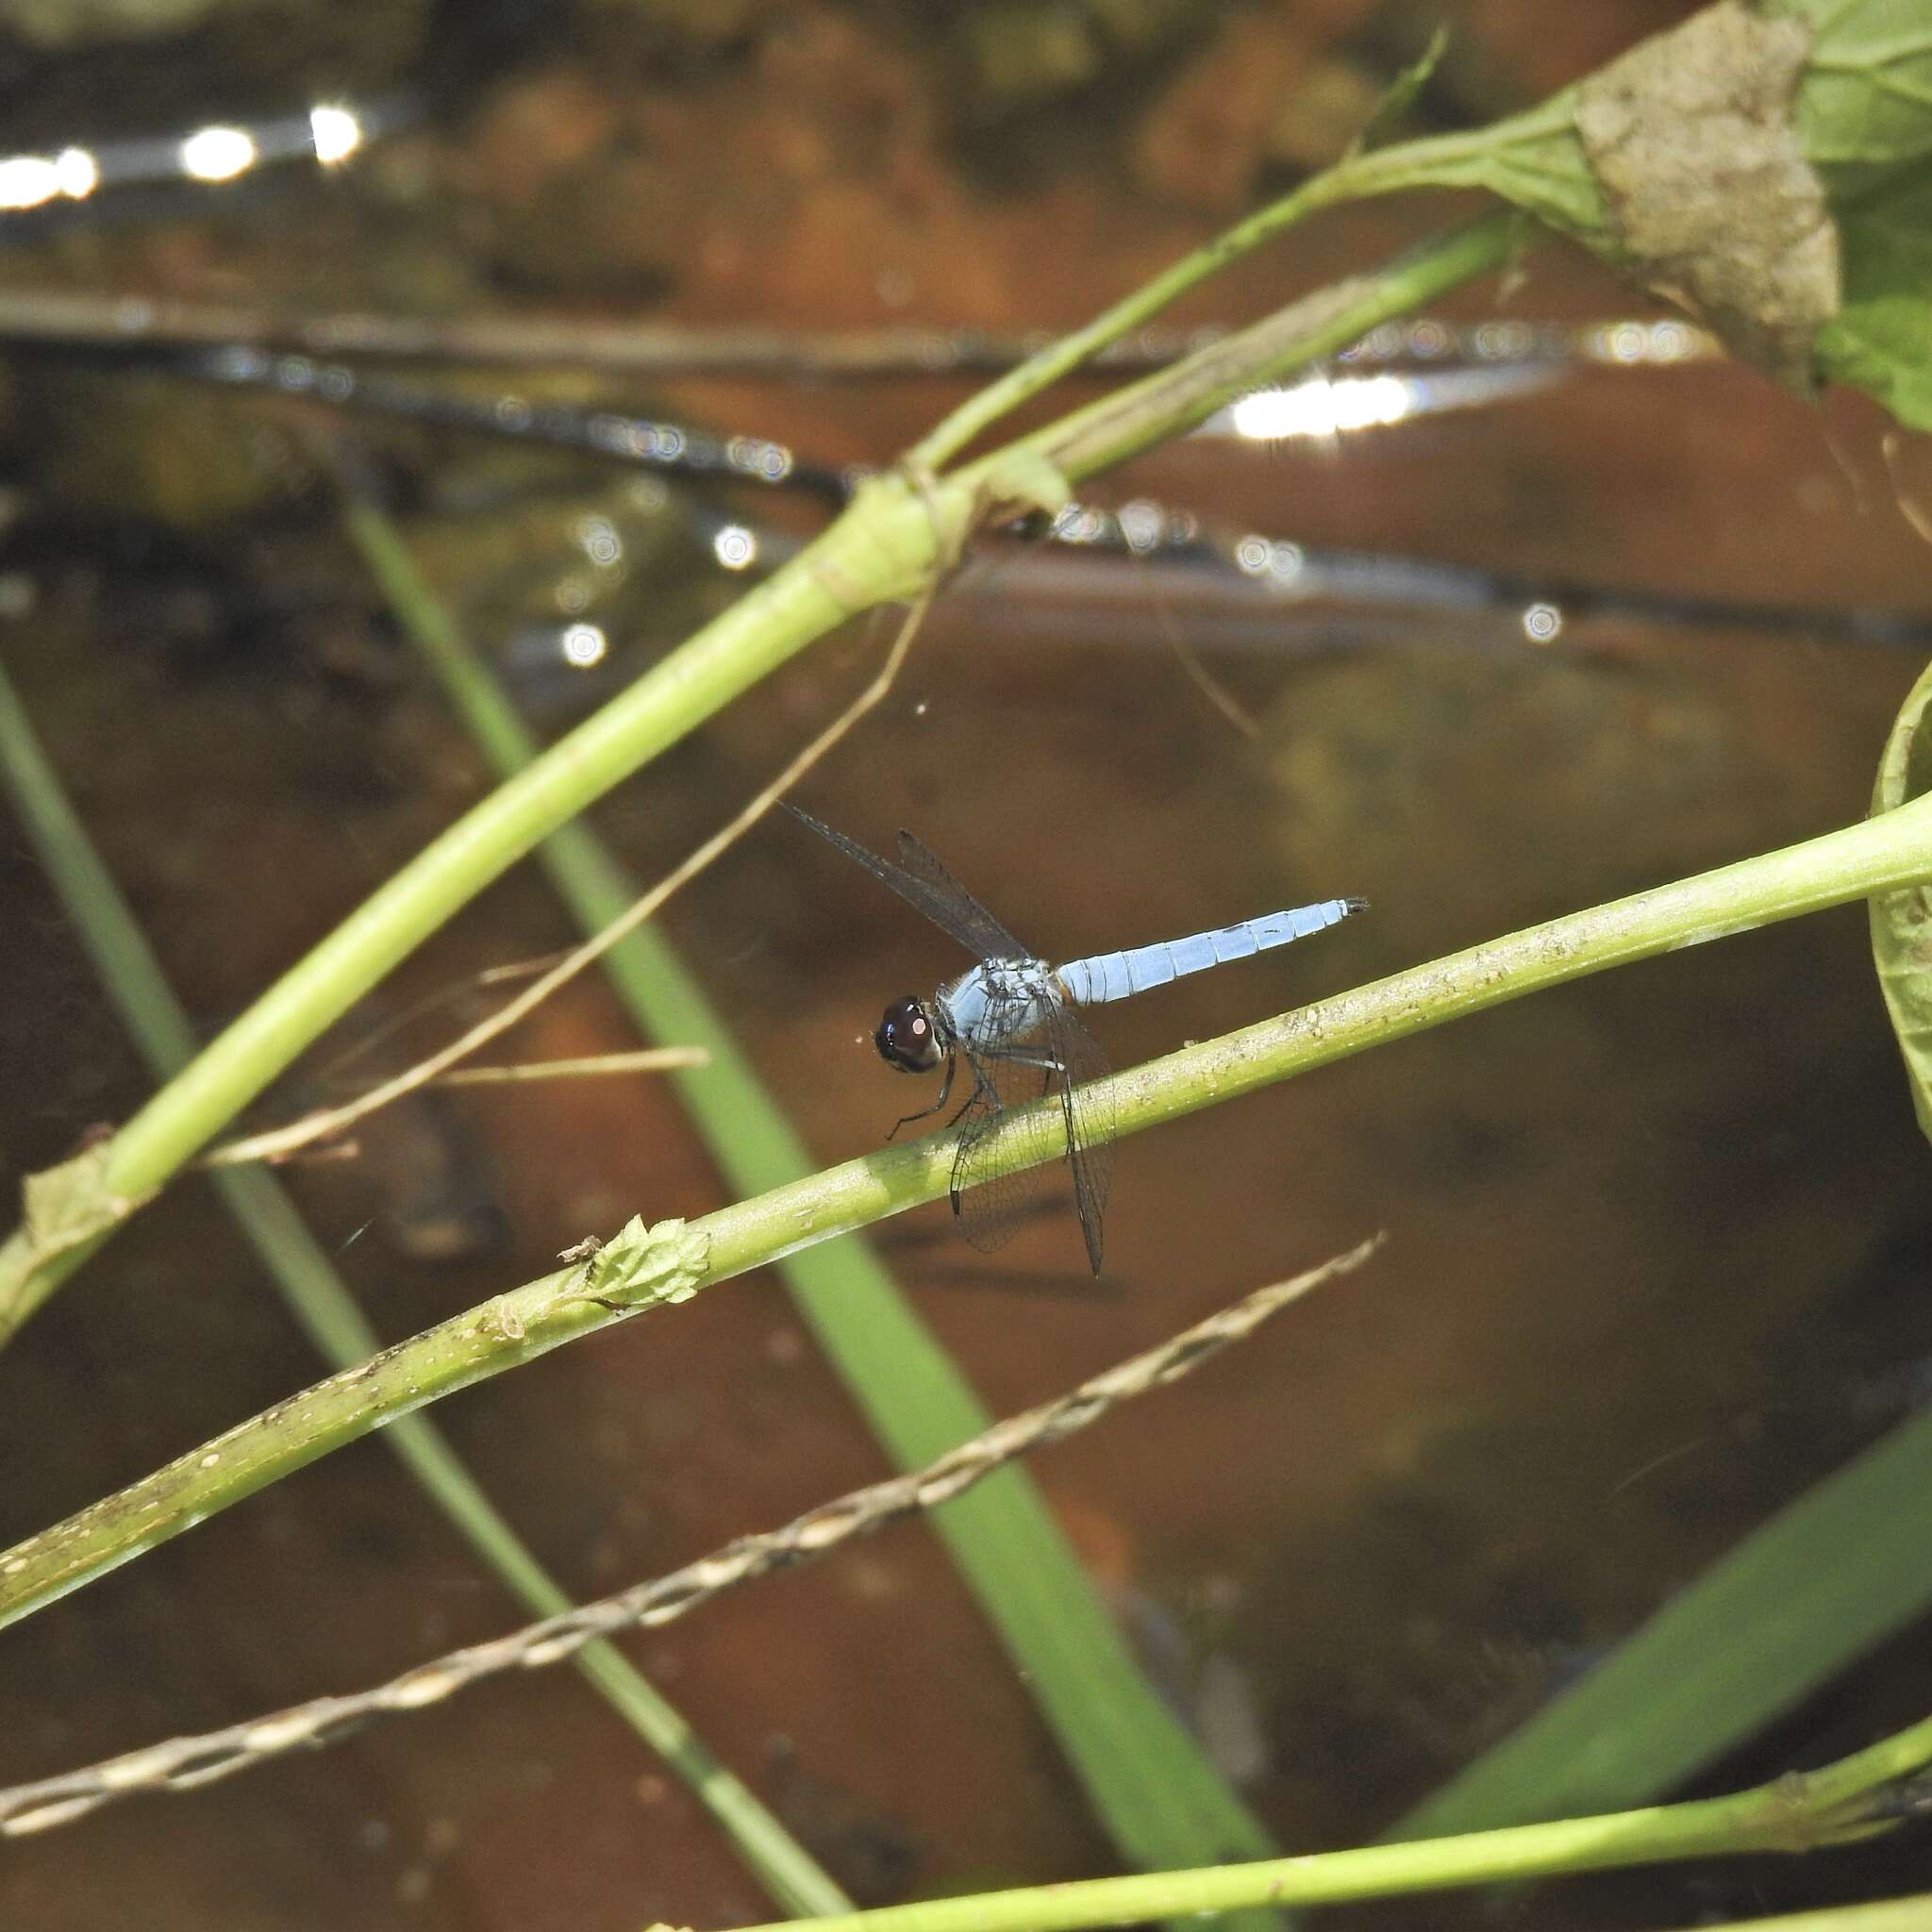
[0,102,370,212]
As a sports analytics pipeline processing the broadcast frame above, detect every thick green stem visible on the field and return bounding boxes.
[0,212,1520,1345]
[0,480,937,1340]
[6,795,1928,1632]
[0,659,852,1919]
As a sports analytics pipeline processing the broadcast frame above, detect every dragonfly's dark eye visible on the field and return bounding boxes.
[875,996,941,1073]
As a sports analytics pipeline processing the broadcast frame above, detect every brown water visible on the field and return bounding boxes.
[4,7,1932,1929]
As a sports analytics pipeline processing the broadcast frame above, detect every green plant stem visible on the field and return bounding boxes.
[0,211,1519,1345]
[712,1718,1929,1932]
[0,480,938,1341]
[347,495,1281,1893]
[7,794,1930,1634]
[909,110,1565,471]
[910,171,1360,467]
[0,661,852,1920]
[1010,210,1521,483]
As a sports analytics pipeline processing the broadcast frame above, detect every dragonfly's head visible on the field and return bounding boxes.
[875,995,944,1074]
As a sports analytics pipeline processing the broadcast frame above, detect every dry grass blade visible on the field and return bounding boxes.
[0,1235,1380,1837]
[433,1046,710,1087]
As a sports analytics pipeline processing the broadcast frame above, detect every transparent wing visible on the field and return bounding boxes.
[954,991,1115,1275]
[890,830,1032,964]
[949,999,1051,1256]
[1042,995,1114,1275]
[784,804,1031,962]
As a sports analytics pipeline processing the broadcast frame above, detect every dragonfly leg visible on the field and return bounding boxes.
[985,1041,1092,1187]
[986,1046,1059,1075]
[981,1043,1065,1108]
[887,1049,957,1140]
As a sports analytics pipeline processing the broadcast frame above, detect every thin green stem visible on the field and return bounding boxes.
[910,171,1349,469]
[908,107,1566,472]
[1777,1710,1932,1824]
[7,794,1929,1633]
[1010,210,1521,486]
[1671,1906,1932,1932]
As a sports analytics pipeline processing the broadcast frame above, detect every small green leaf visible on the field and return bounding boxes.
[1816,163,1932,428]
[1348,90,1607,246]
[1870,658,1932,1146]
[20,1142,145,1266]
[583,1214,710,1309]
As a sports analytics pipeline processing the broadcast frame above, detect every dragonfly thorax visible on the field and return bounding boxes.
[874,994,946,1073]
[937,959,1058,1051]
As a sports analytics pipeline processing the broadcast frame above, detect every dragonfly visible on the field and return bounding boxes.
[786,804,1364,1274]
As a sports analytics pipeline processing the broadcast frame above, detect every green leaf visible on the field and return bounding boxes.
[1395,1397,1932,1840]
[17,1142,147,1269]
[1346,92,1607,247]
[582,1214,709,1309]
[1816,162,1932,427]
[1870,652,1932,1145]
[1571,2,1833,387]
[1341,4,1837,383]
[1775,0,1932,201]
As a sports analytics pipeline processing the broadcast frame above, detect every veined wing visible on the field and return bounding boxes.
[782,802,1034,962]
[1041,992,1114,1275]
[954,988,1115,1275]
[888,829,1032,964]
[949,993,1054,1256]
